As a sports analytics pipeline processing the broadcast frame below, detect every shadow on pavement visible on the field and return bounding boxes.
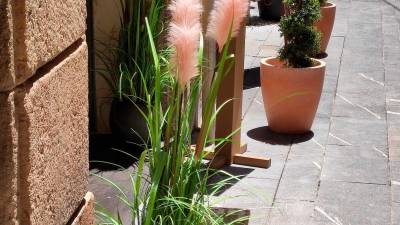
[244,67,260,89]
[246,126,314,145]
[207,165,255,196]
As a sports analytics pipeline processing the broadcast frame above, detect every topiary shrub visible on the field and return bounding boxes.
[278,0,321,68]
[319,0,328,5]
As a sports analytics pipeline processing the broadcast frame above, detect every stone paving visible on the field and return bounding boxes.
[213,0,400,224]
[89,0,400,224]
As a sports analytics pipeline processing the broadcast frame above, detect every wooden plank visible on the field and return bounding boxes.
[233,154,271,168]
[239,143,247,154]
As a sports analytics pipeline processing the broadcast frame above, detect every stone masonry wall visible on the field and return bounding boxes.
[0,1,93,225]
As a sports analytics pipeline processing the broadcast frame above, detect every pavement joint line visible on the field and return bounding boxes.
[382,0,400,11]
[315,33,346,201]
[326,143,387,148]
[357,72,385,86]
[392,180,400,186]
[254,99,263,105]
[373,146,389,158]
[242,87,260,118]
[387,110,400,115]
[314,206,343,225]
[266,135,297,221]
[313,161,322,170]
[323,179,388,186]
[388,98,400,103]
[335,93,382,120]
[329,132,353,146]
[274,199,316,203]
[312,138,325,150]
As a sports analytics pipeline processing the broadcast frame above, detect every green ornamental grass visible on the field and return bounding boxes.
[94,0,252,224]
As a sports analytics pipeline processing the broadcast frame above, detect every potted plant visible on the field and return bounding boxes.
[97,0,165,146]
[94,0,253,224]
[315,0,336,55]
[260,0,326,134]
[258,0,284,21]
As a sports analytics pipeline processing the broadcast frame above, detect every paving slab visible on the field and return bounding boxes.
[316,181,391,225]
[336,70,385,95]
[392,180,400,203]
[321,145,389,184]
[321,74,339,94]
[332,91,386,119]
[242,87,260,117]
[389,124,400,160]
[324,36,345,77]
[267,200,320,225]
[275,154,322,201]
[391,160,400,181]
[393,202,400,225]
[316,92,335,118]
[307,117,331,146]
[331,0,351,37]
[327,116,388,148]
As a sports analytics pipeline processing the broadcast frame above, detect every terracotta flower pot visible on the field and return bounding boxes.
[260,57,326,134]
[315,2,336,54]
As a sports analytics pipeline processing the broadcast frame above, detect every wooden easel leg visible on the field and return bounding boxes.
[215,23,246,167]
[203,1,271,170]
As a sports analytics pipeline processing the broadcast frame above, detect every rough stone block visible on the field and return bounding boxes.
[16,40,88,225]
[0,0,14,91]
[1,0,86,91]
[0,92,18,225]
[71,192,95,225]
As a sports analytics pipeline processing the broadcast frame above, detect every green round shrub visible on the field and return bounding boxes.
[278,0,322,68]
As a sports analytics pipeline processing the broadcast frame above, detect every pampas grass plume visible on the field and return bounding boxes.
[169,0,203,27]
[168,0,203,88]
[207,0,249,51]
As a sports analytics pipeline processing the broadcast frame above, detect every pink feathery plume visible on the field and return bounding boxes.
[207,0,249,52]
[168,0,203,88]
[169,0,203,27]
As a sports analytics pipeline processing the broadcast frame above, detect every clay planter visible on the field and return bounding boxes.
[315,2,336,54]
[260,57,326,134]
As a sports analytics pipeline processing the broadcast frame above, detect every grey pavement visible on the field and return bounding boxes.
[217,0,400,224]
[89,0,400,224]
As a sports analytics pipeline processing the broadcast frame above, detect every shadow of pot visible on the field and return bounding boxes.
[109,99,149,147]
[260,57,326,134]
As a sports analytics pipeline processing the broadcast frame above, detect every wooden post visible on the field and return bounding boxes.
[214,24,246,166]
[203,0,271,169]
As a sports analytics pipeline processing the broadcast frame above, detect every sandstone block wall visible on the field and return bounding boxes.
[71,192,95,225]
[0,1,92,225]
[0,0,86,91]
[0,92,18,225]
